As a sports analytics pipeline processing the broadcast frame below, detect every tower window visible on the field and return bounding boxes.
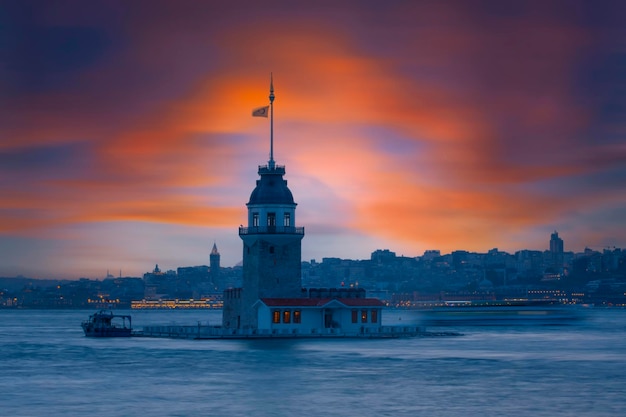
[267,212,276,227]
[253,213,259,227]
[284,213,291,227]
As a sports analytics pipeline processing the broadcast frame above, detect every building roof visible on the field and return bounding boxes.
[257,297,385,308]
[247,166,295,206]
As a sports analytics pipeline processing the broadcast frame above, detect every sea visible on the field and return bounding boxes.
[1,308,625,417]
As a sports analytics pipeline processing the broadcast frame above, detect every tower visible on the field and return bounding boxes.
[222,76,305,329]
[549,231,564,271]
[210,242,221,287]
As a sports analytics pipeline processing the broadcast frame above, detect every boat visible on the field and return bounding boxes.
[81,310,132,337]
[415,300,584,326]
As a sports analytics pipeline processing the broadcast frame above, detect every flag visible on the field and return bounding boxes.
[252,106,269,117]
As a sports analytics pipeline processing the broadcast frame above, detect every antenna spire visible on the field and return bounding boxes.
[269,73,275,169]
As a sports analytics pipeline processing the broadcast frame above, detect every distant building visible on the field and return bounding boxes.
[515,249,543,278]
[371,249,396,265]
[209,242,221,288]
[143,264,165,299]
[550,231,564,271]
[177,265,211,297]
[422,250,441,261]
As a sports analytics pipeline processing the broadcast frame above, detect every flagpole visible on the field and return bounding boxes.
[269,73,275,169]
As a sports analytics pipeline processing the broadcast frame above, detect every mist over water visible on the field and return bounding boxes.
[1,309,625,416]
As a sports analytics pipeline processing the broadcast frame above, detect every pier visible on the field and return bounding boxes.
[134,325,448,339]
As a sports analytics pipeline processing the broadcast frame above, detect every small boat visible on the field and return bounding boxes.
[81,310,132,337]
[415,300,583,326]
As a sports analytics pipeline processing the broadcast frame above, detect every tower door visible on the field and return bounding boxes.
[324,310,333,328]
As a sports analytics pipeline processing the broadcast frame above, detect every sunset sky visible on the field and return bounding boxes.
[2,0,625,279]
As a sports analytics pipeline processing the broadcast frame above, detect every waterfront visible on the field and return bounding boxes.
[1,308,625,416]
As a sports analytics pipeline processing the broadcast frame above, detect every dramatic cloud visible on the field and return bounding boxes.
[1,0,625,278]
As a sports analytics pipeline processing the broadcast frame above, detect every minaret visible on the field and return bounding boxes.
[222,76,305,329]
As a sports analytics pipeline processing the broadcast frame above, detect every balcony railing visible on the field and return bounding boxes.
[239,226,305,235]
[258,164,286,174]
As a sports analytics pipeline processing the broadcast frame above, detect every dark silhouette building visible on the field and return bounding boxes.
[222,79,304,329]
[210,242,221,288]
[550,231,564,272]
[221,78,381,331]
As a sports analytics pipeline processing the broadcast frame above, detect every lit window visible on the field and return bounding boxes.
[272,310,280,324]
[361,310,368,323]
[293,310,301,324]
[371,310,378,323]
[351,310,358,324]
[283,310,291,323]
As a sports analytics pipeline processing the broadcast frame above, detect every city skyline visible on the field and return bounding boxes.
[2,1,625,279]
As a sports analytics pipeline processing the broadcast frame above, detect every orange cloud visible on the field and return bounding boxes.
[2,1,624,267]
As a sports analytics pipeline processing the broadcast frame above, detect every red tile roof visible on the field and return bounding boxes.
[259,297,385,307]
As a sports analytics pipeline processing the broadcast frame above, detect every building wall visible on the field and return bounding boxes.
[332,308,382,331]
[243,236,303,295]
[256,305,323,331]
[222,288,243,329]
[224,233,303,330]
[247,203,297,229]
[256,304,383,333]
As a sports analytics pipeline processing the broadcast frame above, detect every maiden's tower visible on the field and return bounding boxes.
[221,77,390,336]
[141,77,423,338]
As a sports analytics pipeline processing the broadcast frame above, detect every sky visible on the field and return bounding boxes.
[1,0,625,279]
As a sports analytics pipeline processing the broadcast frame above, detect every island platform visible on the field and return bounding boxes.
[133,324,458,339]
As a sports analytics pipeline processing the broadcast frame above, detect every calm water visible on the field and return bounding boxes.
[1,308,625,416]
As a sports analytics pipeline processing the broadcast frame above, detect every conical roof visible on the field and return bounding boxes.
[247,166,295,206]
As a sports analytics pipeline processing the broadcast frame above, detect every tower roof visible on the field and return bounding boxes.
[247,165,295,206]
[211,242,219,255]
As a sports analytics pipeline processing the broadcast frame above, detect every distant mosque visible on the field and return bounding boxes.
[221,77,385,334]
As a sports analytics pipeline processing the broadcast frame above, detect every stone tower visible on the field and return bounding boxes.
[222,76,304,329]
[209,242,220,287]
